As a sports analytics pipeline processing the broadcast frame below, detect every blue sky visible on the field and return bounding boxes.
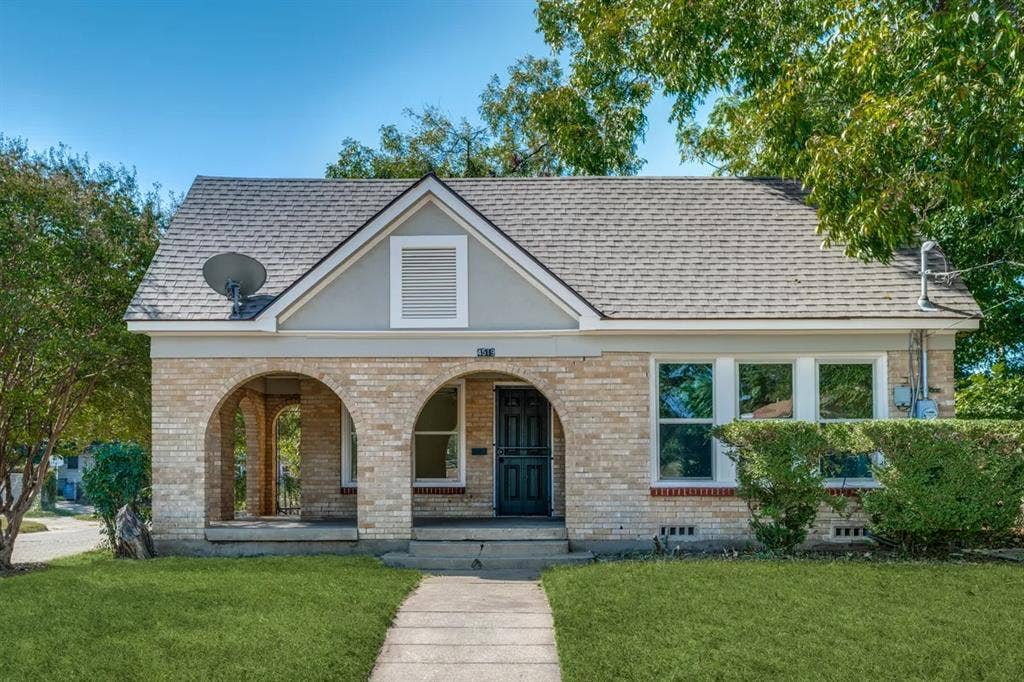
[0,0,710,197]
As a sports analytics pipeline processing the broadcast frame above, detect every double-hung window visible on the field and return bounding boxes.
[413,383,464,484]
[817,362,877,480]
[738,362,794,420]
[655,362,715,481]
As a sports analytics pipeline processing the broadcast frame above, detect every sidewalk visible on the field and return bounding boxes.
[370,573,561,681]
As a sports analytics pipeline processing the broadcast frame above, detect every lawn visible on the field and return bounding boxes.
[543,559,1024,681]
[0,552,419,680]
[0,518,47,533]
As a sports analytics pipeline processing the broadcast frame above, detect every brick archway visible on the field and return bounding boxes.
[198,363,364,523]
[401,359,574,446]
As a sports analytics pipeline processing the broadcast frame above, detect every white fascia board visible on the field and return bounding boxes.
[579,317,980,333]
[258,175,599,325]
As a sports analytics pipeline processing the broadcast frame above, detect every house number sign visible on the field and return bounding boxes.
[476,347,496,357]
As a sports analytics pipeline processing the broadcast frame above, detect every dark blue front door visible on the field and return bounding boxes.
[496,388,550,516]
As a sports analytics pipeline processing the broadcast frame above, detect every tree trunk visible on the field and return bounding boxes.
[114,505,154,559]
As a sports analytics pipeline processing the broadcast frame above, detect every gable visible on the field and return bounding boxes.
[279,201,579,331]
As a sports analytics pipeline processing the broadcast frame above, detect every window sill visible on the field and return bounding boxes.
[413,485,466,495]
[825,480,880,496]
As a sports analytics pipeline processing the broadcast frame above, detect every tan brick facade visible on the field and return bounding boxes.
[152,349,952,553]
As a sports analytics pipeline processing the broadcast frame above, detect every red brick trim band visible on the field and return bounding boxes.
[650,486,737,497]
[827,487,870,497]
[340,486,357,495]
[413,486,466,495]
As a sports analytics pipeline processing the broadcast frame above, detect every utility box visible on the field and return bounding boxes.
[914,399,939,419]
[892,385,913,408]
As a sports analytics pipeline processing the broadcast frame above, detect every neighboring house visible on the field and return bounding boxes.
[126,174,979,557]
[55,449,94,502]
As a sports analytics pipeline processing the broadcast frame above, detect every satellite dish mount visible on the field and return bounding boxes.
[202,252,268,319]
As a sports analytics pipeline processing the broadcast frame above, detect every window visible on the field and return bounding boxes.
[342,407,357,485]
[738,363,793,419]
[65,456,79,470]
[818,362,876,479]
[656,363,715,480]
[390,235,468,328]
[414,384,463,483]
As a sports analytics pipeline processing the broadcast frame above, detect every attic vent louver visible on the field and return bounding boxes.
[390,235,468,328]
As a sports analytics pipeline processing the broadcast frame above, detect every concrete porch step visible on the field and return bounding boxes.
[412,524,567,542]
[380,550,594,571]
[408,540,569,558]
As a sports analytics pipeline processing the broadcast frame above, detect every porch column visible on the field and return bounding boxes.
[299,378,344,519]
[239,391,266,515]
[356,393,412,542]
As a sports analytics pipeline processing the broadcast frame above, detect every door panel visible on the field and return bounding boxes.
[496,388,551,516]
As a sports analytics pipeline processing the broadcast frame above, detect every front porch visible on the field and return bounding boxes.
[203,516,567,544]
[192,365,569,552]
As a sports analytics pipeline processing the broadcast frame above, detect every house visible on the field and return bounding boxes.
[56,448,95,502]
[126,174,979,564]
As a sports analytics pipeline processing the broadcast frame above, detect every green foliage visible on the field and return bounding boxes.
[956,363,1024,418]
[233,409,247,511]
[714,421,845,551]
[0,137,165,567]
[81,442,151,548]
[537,0,1024,374]
[326,56,645,178]
[856,420,1024,550]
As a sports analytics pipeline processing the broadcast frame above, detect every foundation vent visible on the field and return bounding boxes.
[660,525,698,538]
[831,525,869,542]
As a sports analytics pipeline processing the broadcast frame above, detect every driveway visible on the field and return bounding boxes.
[11,515,104,564]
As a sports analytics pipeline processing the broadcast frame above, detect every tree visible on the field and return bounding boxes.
[956,362,1024,418]
[326,56,647,179]
[80,442,150,554]
[0,138,164,569]
[538,0,1024,374]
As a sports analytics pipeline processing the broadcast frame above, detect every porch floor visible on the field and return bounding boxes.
[206,517,357,542]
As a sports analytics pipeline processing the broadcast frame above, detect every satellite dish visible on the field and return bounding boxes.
[202,252,267,317]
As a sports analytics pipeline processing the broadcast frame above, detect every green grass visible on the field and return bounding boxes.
[0,518,47,533]
[24,507,79,518]
[0,552,420,680]
[543,559,1024,681]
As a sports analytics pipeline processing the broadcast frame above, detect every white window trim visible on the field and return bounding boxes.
[736,360,796,421]
[650,352,888,488]
[389,234,468,329]
[650,357,731,486]
[413,380,466,487]
[341,405,357,486]
[815,356,888,489]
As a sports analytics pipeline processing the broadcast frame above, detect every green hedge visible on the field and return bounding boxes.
[713,421,846,552]
[716,419,1024,552]
[856,420,1024,550]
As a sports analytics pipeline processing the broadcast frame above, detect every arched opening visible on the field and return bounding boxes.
[204,372,358,523]
[274,405,301,515]
[409,371,567,522]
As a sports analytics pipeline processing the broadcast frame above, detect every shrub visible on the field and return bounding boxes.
[714,421,846,552]
[856,420,1024,550]
[81,442,150,550]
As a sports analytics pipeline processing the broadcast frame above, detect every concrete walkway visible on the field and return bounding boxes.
[371,573,561,681]
[11,515,104,564]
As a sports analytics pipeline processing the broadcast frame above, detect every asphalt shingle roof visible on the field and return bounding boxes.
[126,176,979,322]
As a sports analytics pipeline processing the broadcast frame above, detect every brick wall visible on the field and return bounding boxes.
[887,348,955,417]
[152,348,953,550]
